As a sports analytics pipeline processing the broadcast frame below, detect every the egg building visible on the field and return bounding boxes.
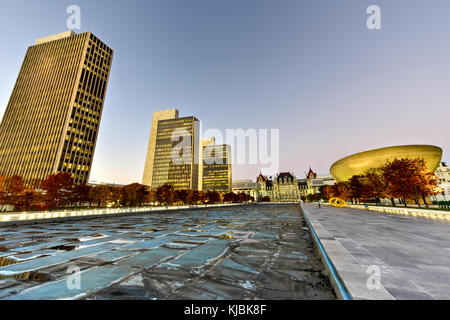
[330,145,443,183]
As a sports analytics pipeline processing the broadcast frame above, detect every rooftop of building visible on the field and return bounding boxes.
[276,172,295,183]
[35,30,77,45]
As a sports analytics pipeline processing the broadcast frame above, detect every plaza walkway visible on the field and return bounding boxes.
[302,204,450,300]
[0,204,335,300]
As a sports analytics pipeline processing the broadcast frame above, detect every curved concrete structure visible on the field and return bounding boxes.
[330,145,443,183]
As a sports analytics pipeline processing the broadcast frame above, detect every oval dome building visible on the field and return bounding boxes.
[330,145,443,183]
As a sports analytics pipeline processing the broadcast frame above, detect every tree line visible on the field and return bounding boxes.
[317,158,441,207]
[0,172,255,212]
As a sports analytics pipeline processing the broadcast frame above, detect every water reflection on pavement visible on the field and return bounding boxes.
[0,204,335,300]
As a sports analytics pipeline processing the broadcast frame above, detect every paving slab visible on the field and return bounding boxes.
[5,265,134,300]
[0,204,336,300]
[302,204,450,300]
[0,243,120,276]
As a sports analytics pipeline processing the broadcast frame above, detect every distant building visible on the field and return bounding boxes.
[257,172,301,202]
[435,162,450,201]
[199,137,216,191]
[0,31,113,187]
[232,179,259,200]
[88,181,125,188]
[299,168,336,198]
[148,114,200,190]
[142,109,179,187]
[330,145,442,183]
[202,144,232,194]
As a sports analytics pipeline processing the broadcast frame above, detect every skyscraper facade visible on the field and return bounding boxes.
[148,115,200,190]
[142,109,179,187]
[199,137,216,190]
[202,144,232,193]
[0,31,113,186]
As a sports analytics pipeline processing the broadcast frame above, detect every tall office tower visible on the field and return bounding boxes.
[142,109,179,187]
[202,144,232,194]
[0,31,113,187]
[199,137,215,190]
[144,112,200,190]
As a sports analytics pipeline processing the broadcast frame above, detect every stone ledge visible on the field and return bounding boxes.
[301,204,395,300]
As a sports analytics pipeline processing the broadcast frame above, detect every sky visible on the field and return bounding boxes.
[0,0,449,184]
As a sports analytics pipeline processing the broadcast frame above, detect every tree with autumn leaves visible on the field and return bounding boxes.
[223,192,254,203]
[154,184,223,206]
[322,158,441,207]
[0,175,36,211]
[382,158,440,207]
[41,172,75,209]
[0,171,236,212]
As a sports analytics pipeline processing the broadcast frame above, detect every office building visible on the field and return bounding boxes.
[142,109,179,187]
[0,31,113,186]
[202,143,232,193]
[144,112,200,190]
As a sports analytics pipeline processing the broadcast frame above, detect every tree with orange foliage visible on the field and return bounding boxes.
[156,184,175,205]
[41,172,75,209]
[348,175,363,204]
[361,168,387,205]
[413,159,441,205]
[121,183,149,207]
[381,158,435,207]
[72,185,91,206]
[205,190,221,204]
[174,189,188,205]
[144,189,156,204]
[90,185,112,207]
[319,186,329,200]
[223,192,237,203]
[327,183,349,200]
[2,175,26,210]
[21,189,38,211]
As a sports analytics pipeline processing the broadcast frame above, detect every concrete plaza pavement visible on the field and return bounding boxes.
[302,204,450,300]
[0,204,335,300]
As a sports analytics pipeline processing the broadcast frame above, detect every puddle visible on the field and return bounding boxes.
[0,257,16,267]
[49,245,79,251]
[0,257,51,281]
[0,272,50,281]
[33,235,54,239]
[145,228,165,232]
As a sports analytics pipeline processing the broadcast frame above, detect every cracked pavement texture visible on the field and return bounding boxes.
[0,204,335,300]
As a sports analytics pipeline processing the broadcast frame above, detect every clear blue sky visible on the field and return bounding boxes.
[0,0,449,184]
